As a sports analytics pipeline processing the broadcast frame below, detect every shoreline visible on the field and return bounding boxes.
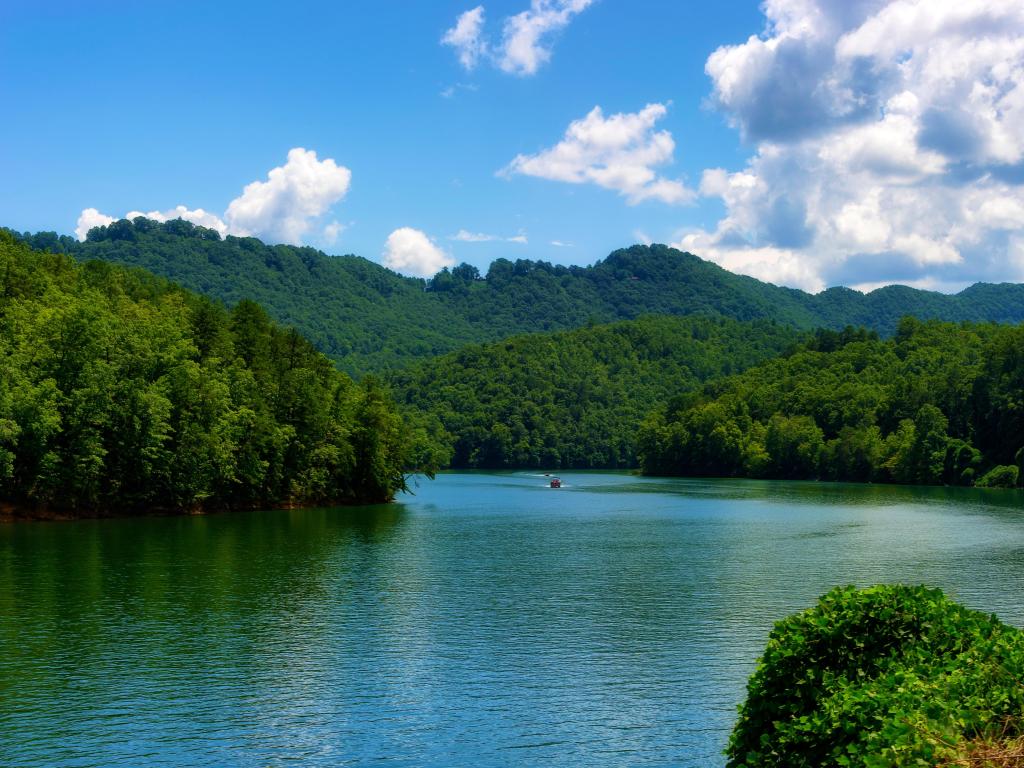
[0,496,396,524]
[6,471,1021,523]
[441,466,1023,493]
[638,472,1024,493]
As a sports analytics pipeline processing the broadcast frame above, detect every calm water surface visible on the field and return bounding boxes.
[2,473,1024,767]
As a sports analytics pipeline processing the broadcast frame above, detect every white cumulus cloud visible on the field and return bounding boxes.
[74,208,115,241]
[382,227,455,277]
[224,148,351,245]
[76,148,351,245]
[441,0,593,77]
[682,0,1024,291]
[124,205,230,237]
[501,103,694,205]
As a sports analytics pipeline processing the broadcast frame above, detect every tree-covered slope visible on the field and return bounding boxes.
[387,315,802,469]
[14,218,1024,375]
[808,282,1024,334]
[0,231,431,517]
[639,320,1024,487]
[15,220,482,377]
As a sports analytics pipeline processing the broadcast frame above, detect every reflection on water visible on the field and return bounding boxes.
[1,474,1023,767]
[588,474,1024,510]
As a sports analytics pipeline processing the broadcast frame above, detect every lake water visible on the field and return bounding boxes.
[2,472,1023,767]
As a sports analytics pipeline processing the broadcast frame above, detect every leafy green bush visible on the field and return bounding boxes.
[976,465,1020,489]
[728,585,1024,767]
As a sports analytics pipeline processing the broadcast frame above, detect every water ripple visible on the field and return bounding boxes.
[2,473,1023,766]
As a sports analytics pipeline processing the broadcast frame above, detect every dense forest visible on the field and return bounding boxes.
[388,315,801,468]
[12,220,475,377]
[639,320,1024,488]
[0,231,439,517]
[9,219,1024,490]
[14,219,1024,375]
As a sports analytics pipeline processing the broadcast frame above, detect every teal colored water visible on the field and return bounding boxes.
[2,472,1024,767]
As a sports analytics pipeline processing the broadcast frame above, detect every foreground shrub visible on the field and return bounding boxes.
[977,465,1020,489]
[946,733,1024,767]
[727,585,1024,767]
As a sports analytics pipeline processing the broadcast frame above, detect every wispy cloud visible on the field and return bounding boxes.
[450,228,528,243]
[322,220,346,245]
[442,0,593,77]
[441,6,488,70]
[440,82,479,99]
[497,0,594,76]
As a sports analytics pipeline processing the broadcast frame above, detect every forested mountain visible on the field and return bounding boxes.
[387,315,801,468]
[638,320,1024,487]
[0,231,437,518]
[14,220,478,377]
[14,219,1024,375]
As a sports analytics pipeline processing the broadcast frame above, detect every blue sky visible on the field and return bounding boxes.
[3,1,1024,292]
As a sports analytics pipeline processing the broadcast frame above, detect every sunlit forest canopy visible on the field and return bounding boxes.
[639,320,1024,488]
[13,220,1024,376]
[0,231,439,516]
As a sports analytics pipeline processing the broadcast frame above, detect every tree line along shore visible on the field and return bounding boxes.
[2,221,1022,519]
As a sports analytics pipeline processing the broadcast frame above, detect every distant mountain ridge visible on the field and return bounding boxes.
[12,218,1024,375]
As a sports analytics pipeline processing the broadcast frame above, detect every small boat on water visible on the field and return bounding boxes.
[550,477,561,488]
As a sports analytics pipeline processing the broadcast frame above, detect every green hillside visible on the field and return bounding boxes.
[639,320,1024,487]
[15,219,1024,375]
[14,220,478,377]
[0,231,432,517]
[387,315,801,468]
